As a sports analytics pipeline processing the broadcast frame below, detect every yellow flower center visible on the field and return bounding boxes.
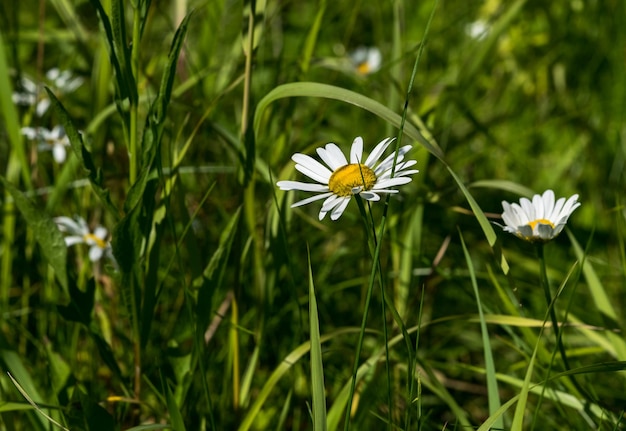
[356,62,371,74]
[328,164,377,197]
[527,218,554,230]
[84,233,107,249]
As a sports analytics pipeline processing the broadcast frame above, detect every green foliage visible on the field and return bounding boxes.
[1,0,625,430]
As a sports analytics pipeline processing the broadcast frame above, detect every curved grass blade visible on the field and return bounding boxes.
[237,328,360,431]
[253,82,443,159]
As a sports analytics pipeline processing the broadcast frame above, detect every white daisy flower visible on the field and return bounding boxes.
[21,125,71,164]
[12,69,83,117]
[499,189,581,242]
[54,216,113,262]
[466,19,490,40]
[350,46,382,75]
[277,136,419,221]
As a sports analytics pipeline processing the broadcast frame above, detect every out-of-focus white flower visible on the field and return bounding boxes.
[499,189,581,243]
[350,47,382,75]
[277,136,418,220]
[21,126,70,164]
[12,69,83,117]
[466,19,490,40]
[55,216,114,263]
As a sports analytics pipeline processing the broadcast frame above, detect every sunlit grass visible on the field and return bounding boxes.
[1,0,625,430]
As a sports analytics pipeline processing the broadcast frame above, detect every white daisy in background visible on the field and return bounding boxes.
[350,46,382,75]
[54,216,114,263]
[277,136,419,220]
[21,125,71,164]
[12,69,83,117]
[499,189,581,242]
[465,19,490,40]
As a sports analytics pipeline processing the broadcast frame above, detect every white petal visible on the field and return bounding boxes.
[94,226,108,240]
[292,153,333,183]
[89,246,104,262]
[52,144,67,163]
[64,235,85,246]
[277,180,329,192]
[323,143,348,168]
[291,192,333,208]
[542,190,555,219]
[365,137,394,167]
[350,137,364,163]
[21,127,38,139]
[321,194,345,212]
[36,99,50,117]
[55,216,84,235]
[532,194,545,219]
[520,198,535,222]
[330,197,351,220]
[549,197,566,221]
[375,177,412,189]
[558,195,580,220]
[360,191,381,201]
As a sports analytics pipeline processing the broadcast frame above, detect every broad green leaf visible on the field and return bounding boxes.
[0,176,68,292]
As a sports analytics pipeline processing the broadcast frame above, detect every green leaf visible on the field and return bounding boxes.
[308,255,327,431]
[0,30,32,189]
[164,378,187,431]
[89,0,136,104]
[45,88,120,220]
[0,348,49,430]
[253,82,444,159]
[0,176,68,292]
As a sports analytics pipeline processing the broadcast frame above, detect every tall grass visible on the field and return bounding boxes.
[1,0,625,430]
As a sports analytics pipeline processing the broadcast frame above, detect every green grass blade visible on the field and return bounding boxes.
[0,30,32,189]
[511,349,536,430]
[164,378,187,431]
[253,82,444,159]
[459,228,502,428]
[238,328,359,431]
[308,253,328,431]
[567,230,626,360]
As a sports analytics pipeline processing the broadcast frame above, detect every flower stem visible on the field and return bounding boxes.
[537,243,587,398]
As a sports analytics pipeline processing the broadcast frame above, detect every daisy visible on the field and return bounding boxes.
[21,126,71,164]
[499,189,581,242]
[54,216,113,262]
[350,46,382,75]
[277,136,419,221]
[12,69,83,117]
